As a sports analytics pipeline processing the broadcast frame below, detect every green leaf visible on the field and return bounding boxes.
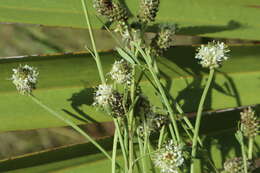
[115,47,135,65]
[1,45,260,132]
[0,0,260,40]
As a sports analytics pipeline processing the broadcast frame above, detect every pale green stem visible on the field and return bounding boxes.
[241,139,248,173]
[80,0,106,84]
[29,95,112,161]
[112,132,119,173]
[158,125,166,149]
[128,67,136,173]
[248,137,254,160]
[191,68,214,173]
[114,118,129,171]
[137,134,146,172]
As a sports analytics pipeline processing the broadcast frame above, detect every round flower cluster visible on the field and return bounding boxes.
[93,84,113,106]
[151,25,175,56]
[109,59,132,84]
[153,140,184,173]
[11,64,39,95]
[224,157,255,173]
[93,0,128,22]
[195,41,230,69]
[138,0,160,23]
[240,107,259,138]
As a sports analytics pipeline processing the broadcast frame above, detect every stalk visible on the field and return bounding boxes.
[248,137,254,160]
[80,0,106,84]
[241,139,248,173]
[114,118,129,171]
[128,67,136,173]
[112,132,119,173]
[29,94,112,161]
[190,68,214,173]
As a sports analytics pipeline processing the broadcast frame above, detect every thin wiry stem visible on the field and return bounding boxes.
[80,0,106,84]
[191,68,214,173]
[112,132,119,173]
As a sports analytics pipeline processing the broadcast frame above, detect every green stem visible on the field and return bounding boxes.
[128,67,136,173]
[29,95,112,161]
[190,68,214,173]
[137,134,146,173]
[158,125,166,149]
[112,132,119,173]
[114,118,129,171]
[248,137,254,160]
[80,0,106,84]
[241,139,248,173]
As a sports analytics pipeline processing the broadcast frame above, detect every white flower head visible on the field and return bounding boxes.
[11,64,39,95]
[153,140,184,173]
[195,41,230,69]
[109,59,132,84]
[93,84,113,106]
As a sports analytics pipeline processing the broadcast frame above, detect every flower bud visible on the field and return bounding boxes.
[240,107,259,138]
[138,0,160,23]
[93,0,128,22]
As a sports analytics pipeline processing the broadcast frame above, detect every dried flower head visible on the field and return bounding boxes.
[240,107,259,138]
[11,64,39,95]
[109,59,132,84]
[138,0,160,23]
[151,24,175,56]
[153,140,184,173]
[93,0,128,22]
[93,84,113,106]
[224,157,255,173]
[195,41,230,69]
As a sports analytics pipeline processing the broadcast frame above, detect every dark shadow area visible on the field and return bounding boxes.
[146,20,243,36]
[63,88,98,123]
[63,87,109,135]
[177,20,243,36]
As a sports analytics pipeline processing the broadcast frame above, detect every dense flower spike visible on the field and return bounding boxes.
[11,64,39,95]
[109,91,126,118]
[240,107,259,138]
[93,0,128,22]
[224,157,255,173]
[109,59,132,84]
[151,25,175,56]
[195,41,230,69]
[153,140,184,173]
[138,0,160,23]
[93,84,113,106]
